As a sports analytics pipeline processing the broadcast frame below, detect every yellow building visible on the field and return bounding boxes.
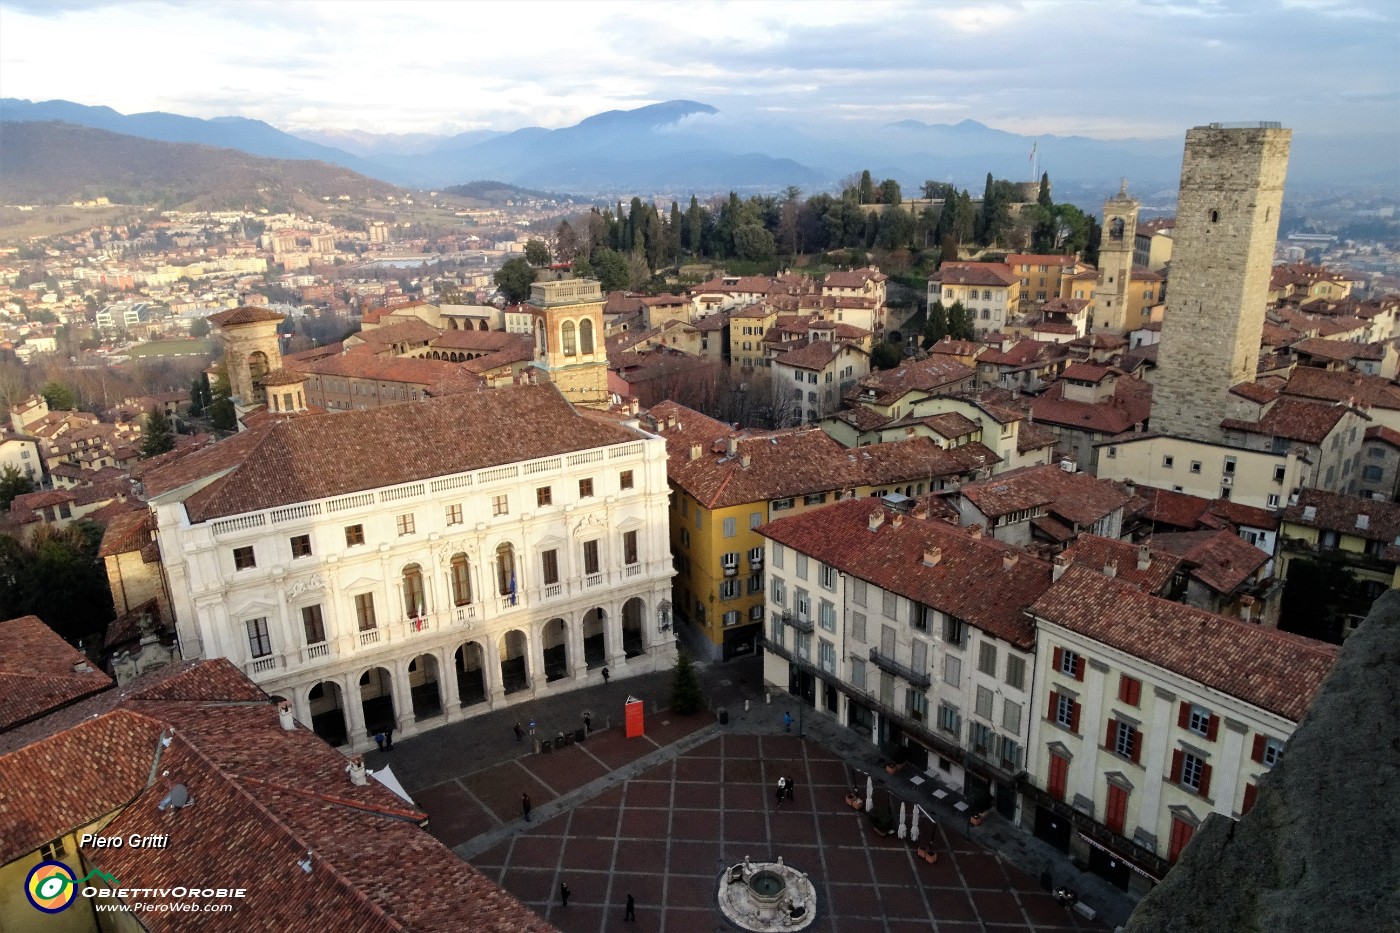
[728,302,779,375]
[1005,254,1091,306]
[928,263,1022,336]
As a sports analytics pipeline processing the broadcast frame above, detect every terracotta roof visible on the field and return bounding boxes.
[1006,254,1082,268]
[289,352,485,388]
[1061,535,1184,594]
[1365,425,1400,448]
[1029,566,1337,721]
[208,306,285,327]
[823,269,887,289]
[0,615,111,731]
[98,508,155,557]
[1029,374,1152,435]
[1149,529,1269,593]
[1207,498,1280,531]
[1016,420,1059,454]
[773,339,862,371]
[1221,397,1350,445]
[1282,367,1400,411]
[1040,298,1090,315]
[260,368,306,387]
[959,463,1131,528]
[1282,487,1400,545]
[934,262,1018,287]
[1229,381,1280,405]
[759,498,1053,649]
[831,405,893,433]
[349,318,442,348]
[1061,362,1113,384]
[886,411,980,440]
[845,356,976,406]
[1291,337,1372,363]
[150,385,640,523]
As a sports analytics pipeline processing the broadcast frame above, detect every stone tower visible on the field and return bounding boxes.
[1151,123,1291,442]
[1092,181,1138,334]
[207,306,286,406]
[529,279,610,409]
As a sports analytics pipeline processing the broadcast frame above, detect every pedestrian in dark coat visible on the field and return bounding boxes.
[785,776,796,801]
[521,792,532,821]
[560,881,570,907]
[624,893,636,921]
[602,666,610,684]
[513,721,524,743]
[384,726,394,750]
[583,711,593,733]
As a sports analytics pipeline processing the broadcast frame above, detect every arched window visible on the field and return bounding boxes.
[562,321,577,356]
[496,543,517,601]
[535,320,548,355]
[580,318,595,354]
[478,320,488,331]
[451,553,472,607]
[402,564,425,618]
[1109,218,1125,240]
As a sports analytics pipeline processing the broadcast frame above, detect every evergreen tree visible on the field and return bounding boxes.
[41,381,78,411]
[686,196,705,257]
[494,257,538,303]
[858,170,875,205]
[870,341,901,370]
[524,239,551,267]
[977,173,995,245]
[0,521,114,643]
[208,372,237,432]
[668,202,683,264]
[922,301,950,348]
[948,301,975,340]
[877,179,902,205]
[0,464,34,510]
[1037,172,1052,208]
[141,407,176,459]
[669,650,704,715]
[592,249,630,292]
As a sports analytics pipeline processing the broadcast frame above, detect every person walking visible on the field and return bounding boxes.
[783,711,793,733]
[559,881,570,907]
[785,776,797,802]
[775,776,786,808]
[583,711,592,733]
[624,893,636,922]
[384,726,394,751]
[373,731,385,751]
[601,666,610,684]
[521,792,532,822]
[513,721,524,744]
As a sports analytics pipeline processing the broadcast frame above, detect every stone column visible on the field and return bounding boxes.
[440,645,461,711]
[344,672,369,749]
[1214,719,1249,817]
[389,658,414,733]
[1071,659,1110,803]
[1135,686,1177,844]
[605,598,626,669]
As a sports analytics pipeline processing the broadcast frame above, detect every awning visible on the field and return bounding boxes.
[1077,832,1160,882]
[371,765,416,807]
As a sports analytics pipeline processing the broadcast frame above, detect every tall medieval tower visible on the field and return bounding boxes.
[1150,123,1291,442]
[530,279,610,409]
[1091,182,1138,334]
[208,306,286,407]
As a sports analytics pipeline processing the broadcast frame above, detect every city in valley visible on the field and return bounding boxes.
[0,3,1396,932]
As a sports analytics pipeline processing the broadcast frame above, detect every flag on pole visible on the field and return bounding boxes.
[508,571,517,606]
[1029,141,1037,163]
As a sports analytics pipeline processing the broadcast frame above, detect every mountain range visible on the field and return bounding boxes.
[1,97,1392,200]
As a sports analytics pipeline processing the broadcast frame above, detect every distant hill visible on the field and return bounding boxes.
[0,121,401,210]
[439,181,568,204]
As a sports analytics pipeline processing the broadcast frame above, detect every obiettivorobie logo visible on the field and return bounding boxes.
[25,862,120,913]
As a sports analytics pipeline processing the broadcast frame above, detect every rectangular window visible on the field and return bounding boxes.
[937,703,961,735]
[795,554,808,579]
[619,469,634,490]
[943,615,966,647]
[1187,703,1213,737]
[819,638,836,673]
[354,593,377,631]
[1113,720,1138,759]
[723,609,740,627]
[770,577,786,605]
[396,513,415,536]
[978,641,997,676]
[1005,654,1025,690]
[583,540,601,575]
[290,535,312,559]
[623,530,639,565]
[722,517,737,537]
[1106,784,1129,835]
[769,611,784,647]
[537,486,553,507]
[819,600,836,632]
[694,508,702,528]
[541,548,560,585]
[819,564,838,590]
[772,497,795,511]
[1190,460,1202,474]
[852,579,867,606]
[851,656,866,689]
[1055,647,1084,680]
[747,546,763,567]
[747,572,763,594]
[1224,456,1237,475]
[803,492,827,506]
[492,494,509,516]
[1180,752,1205,791]
[772,543,785,568]
[975,685,994,720]
[1055,694,1077,731]
[1002,699,1022,735]
[301,604,325,644]
[1118,675,1142,706]
[1163,455,1174,468]
[943,654,961,688]
[445,504,463,525]
[911,603,929,632]
[345,524,365,547]
[233,546,256,570]
[579,478,594,499]
[40,838,66,860]
[750,511,763,529]
[246,617,271,658]
[851,611,866,642]
[882,590,897,619]
[720,579,740,600]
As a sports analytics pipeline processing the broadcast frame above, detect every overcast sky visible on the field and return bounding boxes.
[1,0,1395,141]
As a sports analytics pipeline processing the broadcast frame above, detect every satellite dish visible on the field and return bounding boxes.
[157,784,191,811]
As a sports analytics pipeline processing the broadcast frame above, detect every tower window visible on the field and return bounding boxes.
[1209,210,1219,223]
[1109,218,1124,240]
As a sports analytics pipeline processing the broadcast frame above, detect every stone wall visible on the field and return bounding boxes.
[1124,589,1400,933]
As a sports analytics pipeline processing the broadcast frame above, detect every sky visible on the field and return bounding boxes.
[1,0,1396,142]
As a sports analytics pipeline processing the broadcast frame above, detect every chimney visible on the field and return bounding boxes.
[348,756,368,786]
[1239,594,1255,623]
[72,660,92,673]
[278,700,295,731]
[667,414,676,430]
[1003,552,1019,571]
[741,454,751,469]
[1052,553,1071,582]
[727,437,738,457]
[923,546,942,567]
[1103,560,1117,578]
[689,443,702,461]
[968,524,984,540]
[868,510,885,531]
[891,513,904,528]
[1137,544,1151,571]
[912,505,929,520]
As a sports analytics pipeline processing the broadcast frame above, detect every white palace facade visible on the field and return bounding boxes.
[144,384,676,753]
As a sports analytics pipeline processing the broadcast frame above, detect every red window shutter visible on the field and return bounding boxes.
[1199,763,1213,798]
[1053,647,1063,672]
[1170,749,1184,784]
[1131,729,1142,764]
[1048,754,1068,801]
[1117,675,1128,703]
[1073,655,1085,681]
[1130,678,1142,706]
[1252,734,1266,763]
[1048,690,1059,722]
[1069,700,1081,734]
[1242,782,1258,814]
[1168,816,1195,863]
[1206,715,1220,742]
[1105,718,1118,750]
[1105,784,1128,835]
[1178,702,1191,729]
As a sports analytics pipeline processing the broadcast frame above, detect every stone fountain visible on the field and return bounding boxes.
[717,855,817,931]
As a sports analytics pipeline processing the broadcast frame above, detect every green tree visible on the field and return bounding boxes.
[733,224,775,262]
[1278,555,1364,644]
[141,406,176,458]
[592,249,630,292]
[524,239,551,267]
[1037,172,1052,208]
[208,372,236,432]
[0,464,35,510]
[0,521,114,642]
[947,301,975,340]
[493,257,538,303]
[571,255,594,280]
[858,170,875,204]
[555,220,580,263]
[870,341,901,370]
[922,301,950,348]
[876,206,916,250]
[668,650,704,716]
[41,381,78,411]
[188,373,211,417]
[877,179,902,205]
[189,316,211,338]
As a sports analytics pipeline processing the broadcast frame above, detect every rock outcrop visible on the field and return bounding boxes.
[1125,591,1400,932]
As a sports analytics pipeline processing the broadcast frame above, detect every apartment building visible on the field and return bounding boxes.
[145,384,675,754]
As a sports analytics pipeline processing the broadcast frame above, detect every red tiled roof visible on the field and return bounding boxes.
[1029,567,1338,721]
[151,385,640,523]
[208,306,285,327]
[1149,529,1269,593]
[1029,374,1152,435]
[1282,487,1400,545]
[1365,425,1400,448]
[1229,381,1279,405]
[1291,337,1371,362]
[0,615,111,731]
[260,368,306,387]
[1221,397,1349,445]
[1061,535,1184,594]
[934,262,1018,287]
[98,508,154,557]
[1006,254,1081,268]
[845,356,976,406]
[1061,362,1113,384]
[960,463,1130,527]
[773,339,845,371]
[1282,367,1400,410]
[760,498,1052,649]
[289,352,485,388]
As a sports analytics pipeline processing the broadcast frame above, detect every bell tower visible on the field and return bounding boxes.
[207,306,286,406]
[530,279,610,409]
[1091,181,1138,334]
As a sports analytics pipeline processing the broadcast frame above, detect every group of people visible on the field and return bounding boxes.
[774,775,798,806]
[552,881,636,921]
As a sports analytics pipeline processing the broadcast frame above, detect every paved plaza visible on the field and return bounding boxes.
[383,662,1120,933]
